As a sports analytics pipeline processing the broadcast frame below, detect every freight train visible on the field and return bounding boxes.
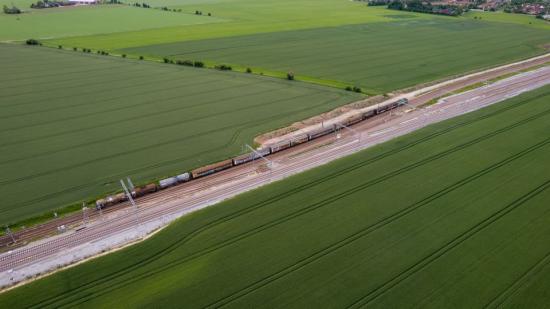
[95,98,408,210]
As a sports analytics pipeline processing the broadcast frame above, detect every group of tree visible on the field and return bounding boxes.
[215,64,232,71]
[345,86,362,93]
[25,39,41,45]
[366,0,391,6]
[388,0,463,16]
[195,10,211,16]
[161,6,182,12]
[3,5,21,14]
[162,58,205,68]
[286,72,295,80]
[30,1,69,9]
[133,2,150,8]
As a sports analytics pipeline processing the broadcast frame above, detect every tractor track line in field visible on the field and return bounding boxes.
[21,92,545,307]
[0,92,318,184]
[485,247,550,308]
[203,138,550,308]
[347,179,550,308]
[0,89,308,165]
[0,99,338,213]
[33,108,550,308]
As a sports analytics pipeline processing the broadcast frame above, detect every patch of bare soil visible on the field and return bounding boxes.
[254,95,387,145]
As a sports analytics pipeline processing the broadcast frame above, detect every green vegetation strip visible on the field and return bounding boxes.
[2,86,549,307]
[423,63,550,107]
[125,19,550,93]
[0,43,360,225]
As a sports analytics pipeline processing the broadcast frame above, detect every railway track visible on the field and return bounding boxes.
[0,65,548,282]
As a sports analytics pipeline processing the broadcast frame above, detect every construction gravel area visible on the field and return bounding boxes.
[0,61,548,291]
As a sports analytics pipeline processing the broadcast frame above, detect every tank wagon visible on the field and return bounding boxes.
[94,98,409,211]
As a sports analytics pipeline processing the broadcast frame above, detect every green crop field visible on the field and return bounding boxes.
[2,86,549,307]
[0,5,222,42]
[127,19,550,93]
[45,3,400,50]
[0,43,359,224]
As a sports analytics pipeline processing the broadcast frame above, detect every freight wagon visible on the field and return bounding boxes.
[191,159,234,179]
[343,114,364,127]
[96,192,127,209]
[232,148,271,166]
[290,134,309,146]
[92,97,411,211]
[269,140,292,153]
[308,125,336,140]
[132,183,157,197]
[377,98,408,114]
[363,109,377,119]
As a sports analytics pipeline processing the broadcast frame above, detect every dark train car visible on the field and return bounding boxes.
[377,101,398,114]
[132,183,158,197]
[233,148,271,166]
[343,114,364,127]
[233,152,255,166]
[290,134,309,146]
[363,109,377,119]
[308,125,335,140]
[269,140,291,153]
[377,98,408,114]
[96,192,128,210]
[191,159,233,179]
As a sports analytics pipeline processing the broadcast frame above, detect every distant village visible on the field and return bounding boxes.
[364,0,550,19]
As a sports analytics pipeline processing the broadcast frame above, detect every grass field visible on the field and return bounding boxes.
[0,5,222,42]
[45,2,399,50]
[126,18,550,93]
[0,43,360,225]
[2,86,549,307]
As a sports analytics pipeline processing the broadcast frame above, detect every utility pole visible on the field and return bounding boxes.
[336,123,361,147]
[126,176,135,191]
[245,144,274,181]
[120,179,140,227]
[5,225,15,244]
[245,144,273,169]
[82,202,89,227]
